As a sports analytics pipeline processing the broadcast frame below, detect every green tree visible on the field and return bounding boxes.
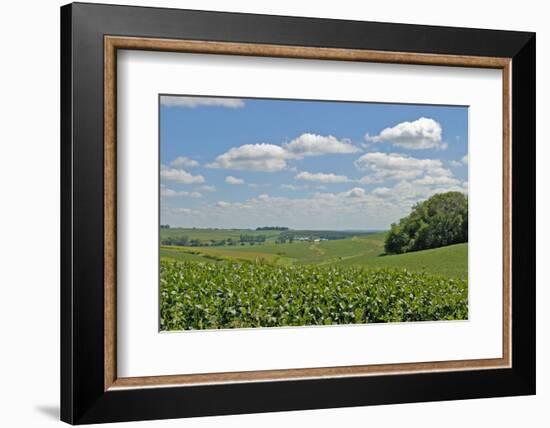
[276,236,287,244]
[384,191,468,254]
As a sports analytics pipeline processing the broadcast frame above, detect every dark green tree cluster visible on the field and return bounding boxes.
[239,234,267,244]
[162,235,190,246]
[384,191,468,255]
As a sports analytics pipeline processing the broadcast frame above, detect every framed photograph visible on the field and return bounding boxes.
[61,2,535,424]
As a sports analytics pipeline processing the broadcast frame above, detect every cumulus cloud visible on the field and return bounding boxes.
[355,152,454,182]
[162,206,198,216]
[369,179,466,207]
[214,190,366,212]
[283,133,360,156]
[160,187,202,198]
[450,154,468,168]
[365,117,446,150]
[207,143,291,172]
[160,165,205,184]
[225,176,245,185]
[344,187,367,198]
[412,175,460,186]
[358,175,381,185]
[281,184,308,191]
[207,133,360,172]
[190,187,382,229]
[198,185,216,192]
[160,96,244,109]
[295,171,350,183]
[162,177,467,230]
[170,156,199,168]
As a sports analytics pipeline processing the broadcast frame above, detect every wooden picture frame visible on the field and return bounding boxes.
[61,2,535,424]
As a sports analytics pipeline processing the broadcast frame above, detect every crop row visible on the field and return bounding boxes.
[160,260,468,330]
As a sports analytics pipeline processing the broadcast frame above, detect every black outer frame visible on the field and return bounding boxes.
[60,2,535,424]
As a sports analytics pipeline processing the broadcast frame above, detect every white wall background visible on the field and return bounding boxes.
[0,0,546,426]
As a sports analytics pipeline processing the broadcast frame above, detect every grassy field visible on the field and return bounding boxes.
[334,242,467,279]
[160,230,467,278]
[159,228,468,330]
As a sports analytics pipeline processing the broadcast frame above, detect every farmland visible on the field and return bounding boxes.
[159,228,468,330]
[160,227,283,243]
[160,229,467,278]
[160,261,467,330]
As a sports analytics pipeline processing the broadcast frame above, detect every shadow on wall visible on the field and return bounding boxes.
[35,405,59,420]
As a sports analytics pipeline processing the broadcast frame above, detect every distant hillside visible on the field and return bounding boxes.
[161,231,467,279]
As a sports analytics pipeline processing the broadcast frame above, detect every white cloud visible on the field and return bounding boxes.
[365,117,446,150]
[198,185,216,192]
[162,206,198,216]
[160,96,244,109]
[344,187,367,198]
[207,143,291,172]
[355,152,454,182]
[162,178,467,230]
[225,176,245,185]
[176,208,193,214]
[295,171,350,183]
[160,187,178,197]
[160,165,205,184]
[283,133,360,156]
[170,156,199,168]
[281,184,308,191]
[189,187,380,229]
[450,155,468,168]
[412,175,460,186]
[367,181,465,213]
[161,187,202,198]
[358,175,381,185]
[207,133,360,172]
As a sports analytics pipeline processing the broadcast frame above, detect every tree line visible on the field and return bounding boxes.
[161,233,267,247]
[384,191,468,255]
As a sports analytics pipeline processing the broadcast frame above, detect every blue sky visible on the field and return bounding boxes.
[160,95,468,230]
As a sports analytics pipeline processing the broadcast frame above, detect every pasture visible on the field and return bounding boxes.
[160,230,467,278]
